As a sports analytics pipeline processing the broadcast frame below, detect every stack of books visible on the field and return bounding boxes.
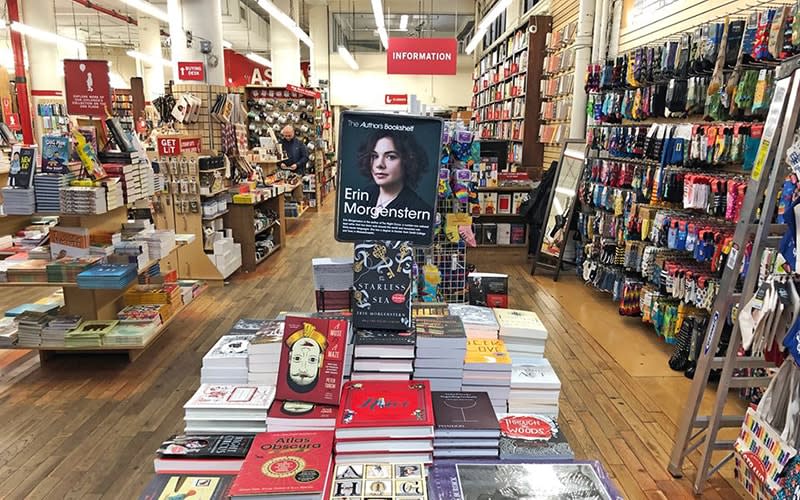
[495,308,548,362]
[104,323,158,346]
[6,259,49,283]
[334,379,434,464]
[112,241,150,271]
[46,257,102,283]
[117,304,165,325]
[311,257,353,311]
[60,186,107,215]
[508,359,561,417]
[432,391,501,459]
[247,320,284,385]
[351,329,415,381]
[64,320,117,347]
[153,434,254,475]
[201,334,254,384]
[267,401,337,432]
[1,187,35,215]
[133,230,176,259]
[414,316,467,391]
[103,178,125,211]
[462,339,512,415]
[447,303,499,339]
[33,174,70,212]
[497,413,574,460]
[76,263,138,289]
[41,315,82,347]
[15,311,51,347]
[137,160,157,197]
[0,317,18,347]
[183,384,275,434]
[104,164,141,203]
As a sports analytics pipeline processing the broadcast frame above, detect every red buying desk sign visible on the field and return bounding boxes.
[387,38,457,75]
[178,61,205,81]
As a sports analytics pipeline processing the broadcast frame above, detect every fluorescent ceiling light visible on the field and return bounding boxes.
[337,46,358,70]
[399,14,408,31]
[478,0,512,31]
[257,0,313,48]
[465,26,486,54]
[370,0,388,49]
[109,72,128,89]
[222,40,233,49]
[127,49,171,67]
[377,28,388,49]
[10,22,86,57]
[246,52,272,67]
[120,0,169,23]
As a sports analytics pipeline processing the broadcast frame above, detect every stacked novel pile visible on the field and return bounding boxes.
[183,384,275,434]
[6,259,49,283]
[60,186,107,215]
[29,246,50,259]
[41,315,82,347]
[334,379,434,464]
[447,303,499,339]
[0,317,18,347]
[76,263,138,289]
[33,174,70,212]
[137,159,157,198]
[495,308,548,362]
[104,323,159,346]
[351,328,415,381]
[201,334,254,384]
[508,358,561,417]
[104,164,141,203]
[103,178,125,211]
[15,311,50,347]
[267,402,337,432]
[112,241,150,271]
[46,257,102,283]
[134,230,176,259]
[117,304,165,325]
[64,319,117,347]
[246,320,284,385]
[1,187,35,215]
[462,339,512,414]
[414,316,467,391]
[432,391,501,459]
[311,257,353,311]
[153,434,254,475]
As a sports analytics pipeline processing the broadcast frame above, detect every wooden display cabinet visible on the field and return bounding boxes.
[224,195,285,273]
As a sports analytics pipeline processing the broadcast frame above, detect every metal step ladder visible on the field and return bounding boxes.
[668,55,800,494]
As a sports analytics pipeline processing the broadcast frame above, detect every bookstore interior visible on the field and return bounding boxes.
[8,0,800,498]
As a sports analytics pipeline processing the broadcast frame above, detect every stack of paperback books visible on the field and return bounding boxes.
[60,186,108,215]
[497,413,574,460]
[46,256,102,283]
[334,379,434,464]
[76,263,138,289]
[495,308,548,362]
[33,174,70,212]
[104,323,158,345]
[246,320,284,385]
[64,319,118,347]
[15,310,51,347]
[153,434,254,474]
[41,315,82,347]
[133,230,176,259]
[351,329,415,381]
[104,163,141,203]
[432,391,500,459]
[413,316,467,392]
[447,304,499,339]
[508,359,561,417]
[117,304,165,325]
[1,187,35,215]
[201,334,254,384]
[103,178,125,210]
[183,384,275,434]
[266,401,337,432]
[0,317,18,347]
[6,259,49,283]
[462,339,512,414]
[311,257,353,311]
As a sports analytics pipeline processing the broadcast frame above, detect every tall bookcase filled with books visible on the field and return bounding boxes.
[471,15,551,179]
[539,20,577,167]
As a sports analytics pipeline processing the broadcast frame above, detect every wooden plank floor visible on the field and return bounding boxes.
[0,203,749,499]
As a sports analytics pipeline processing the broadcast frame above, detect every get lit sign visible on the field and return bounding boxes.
[157,136,202,156]
[178,61,205,81]
[387,38,458,75]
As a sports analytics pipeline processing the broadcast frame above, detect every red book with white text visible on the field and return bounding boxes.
[228,431,334,500]
[335,380,434,440]
[275,315,347,405]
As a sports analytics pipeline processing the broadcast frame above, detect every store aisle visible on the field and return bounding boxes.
[0,204,745,499]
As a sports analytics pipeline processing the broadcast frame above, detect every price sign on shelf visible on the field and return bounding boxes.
[177,61,205,81]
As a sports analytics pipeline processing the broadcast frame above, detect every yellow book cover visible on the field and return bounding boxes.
[465,339,511,365]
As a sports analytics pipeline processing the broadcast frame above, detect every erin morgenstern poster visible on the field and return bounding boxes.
[335,112,443,245]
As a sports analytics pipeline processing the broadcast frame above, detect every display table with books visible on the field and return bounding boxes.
[138,255,623,499]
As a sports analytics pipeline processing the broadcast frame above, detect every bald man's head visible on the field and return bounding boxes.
[281,126,295,140]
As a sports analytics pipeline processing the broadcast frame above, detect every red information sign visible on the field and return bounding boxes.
[178,61,205,81]
[157,136,202,156]
[1,97,11,119]
[286,84,320,99]
[384,94,408,105]
[63,59,111,117]
[387,38,458,75]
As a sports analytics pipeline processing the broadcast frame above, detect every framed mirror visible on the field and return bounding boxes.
[530,139,587,279]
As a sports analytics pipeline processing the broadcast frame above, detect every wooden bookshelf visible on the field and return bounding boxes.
[224,195,285,273]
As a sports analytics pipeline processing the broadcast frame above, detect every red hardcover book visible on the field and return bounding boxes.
[335,380,434,440]
[275,315,347,406]
[228,431,334,500]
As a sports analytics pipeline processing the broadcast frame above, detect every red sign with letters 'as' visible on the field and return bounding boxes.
[385,94,408,105]
[178,61,205,81]
[387,38,458,75]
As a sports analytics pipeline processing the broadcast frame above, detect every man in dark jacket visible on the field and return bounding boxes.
[279,125,309,175]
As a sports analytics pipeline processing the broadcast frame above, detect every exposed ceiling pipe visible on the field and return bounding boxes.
[70,0,170,37]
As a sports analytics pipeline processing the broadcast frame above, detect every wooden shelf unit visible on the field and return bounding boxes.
[224,195,285,273]
[472,15,552,179]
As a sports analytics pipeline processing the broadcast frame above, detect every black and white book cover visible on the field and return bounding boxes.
[229,318,271,334]
[447,304,498,329]
[352,240,413,330]
[156,434,253,459]
[354,328,416,346]
[203,334,253,362]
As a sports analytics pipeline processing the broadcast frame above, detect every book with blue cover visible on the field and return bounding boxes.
[76,263,138,289]
[41,135,70,174]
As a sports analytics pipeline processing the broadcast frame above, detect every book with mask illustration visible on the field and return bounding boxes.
[352,241,413,331]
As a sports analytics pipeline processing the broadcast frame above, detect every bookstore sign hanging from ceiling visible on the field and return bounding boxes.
[387,38,458,75]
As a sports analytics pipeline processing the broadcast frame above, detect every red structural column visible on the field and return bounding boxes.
[6,0,34,144]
